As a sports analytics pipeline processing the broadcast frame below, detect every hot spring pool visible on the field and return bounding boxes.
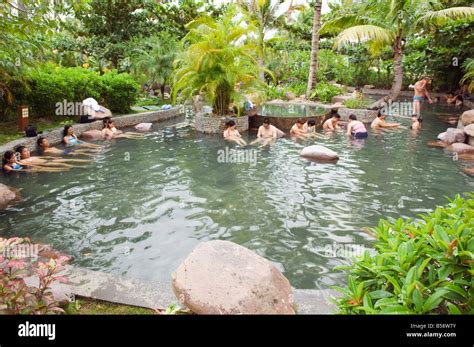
[1,105,472,289]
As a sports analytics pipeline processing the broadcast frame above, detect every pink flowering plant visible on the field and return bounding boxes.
[0,237,70,314]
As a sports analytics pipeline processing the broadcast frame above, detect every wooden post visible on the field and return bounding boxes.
[18,105,29,131]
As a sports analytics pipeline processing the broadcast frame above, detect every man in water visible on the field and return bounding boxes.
[290,118,307,138]
[322,112,341,131]
[413,77,433,116]
[251,118,283,147]
[371,111,400,129]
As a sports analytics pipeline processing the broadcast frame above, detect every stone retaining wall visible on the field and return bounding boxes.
[338,107,379,123]
[0,107,182,155]
[195,112,249,134]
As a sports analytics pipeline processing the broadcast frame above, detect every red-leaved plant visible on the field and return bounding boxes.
[0,237,70,314]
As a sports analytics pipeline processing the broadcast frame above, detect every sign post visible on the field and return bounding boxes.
[18,105,29,132]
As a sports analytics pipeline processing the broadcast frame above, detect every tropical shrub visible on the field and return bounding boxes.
[333,194,473,314]
[264,85,286,101]
[0,237,70,314]
[172,9,265,116]
[5,64,139,117]
[309,82,343,103]
[344,97,372,109]
[101,71,139,113]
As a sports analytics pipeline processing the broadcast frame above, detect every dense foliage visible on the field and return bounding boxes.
[334,195,473,314]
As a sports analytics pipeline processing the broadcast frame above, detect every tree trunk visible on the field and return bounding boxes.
[306,0,322,98]
[161,82,166,99]
[389,36,403,101]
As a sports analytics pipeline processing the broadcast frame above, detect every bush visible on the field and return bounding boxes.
[264,84,286,101]
[9,64,140,117]
[287,81,307,97]
[309,82,343,103]
[28,64,103,117]
[0,237,70,314]
[333,194,473,314]
[344,97,372,109]
[101,71,139,113]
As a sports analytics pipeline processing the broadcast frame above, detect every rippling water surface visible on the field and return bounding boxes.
[1,104,472,289]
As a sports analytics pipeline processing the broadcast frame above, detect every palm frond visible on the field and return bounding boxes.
[333,25,395,50]
[416,7,474,27]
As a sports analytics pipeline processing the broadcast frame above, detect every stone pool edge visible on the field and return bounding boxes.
[0,107,184,154]
[46,265,338,314]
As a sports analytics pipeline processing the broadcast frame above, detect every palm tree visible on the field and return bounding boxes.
[461,58,474,93]
[320,0,474,100]
[237,0,286,81]
[131,35,179,98]
[172,9,264,116]
[306,0,323,98]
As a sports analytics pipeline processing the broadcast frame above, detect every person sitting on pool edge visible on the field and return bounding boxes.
[322,112,341,131]
[410,115,422,130]
[371,111,400,129]
[346,114,368,138]
[290,118,308,138]
[223,120,247,146]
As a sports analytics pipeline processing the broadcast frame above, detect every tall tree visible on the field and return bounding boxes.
[237,0,286,81]
[306,0,322,98]
[320,0,474,100]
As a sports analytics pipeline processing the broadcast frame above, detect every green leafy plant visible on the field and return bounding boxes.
[172,8,265,116]
[101,71,139,113]
[309,82,343,103]
[344,97,372,109]
[333,194,473,314]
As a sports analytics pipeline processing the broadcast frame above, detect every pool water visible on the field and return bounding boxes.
[1,104,472,289]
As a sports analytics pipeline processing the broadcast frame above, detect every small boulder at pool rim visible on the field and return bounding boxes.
[300,145,339,162]
[0,184,20,210]
[171,240,295,314]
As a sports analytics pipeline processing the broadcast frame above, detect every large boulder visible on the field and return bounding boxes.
[134,123,153,132]
[172,240,295,314]
[461,109,474,127]
[447,143,474,154]
[437,132,447,142]
[0,184,20,210]
[81,129,105,141]
[463,124,474,137]
[300,145,339,162]
[284,91,296,101]
[442,128,466,144]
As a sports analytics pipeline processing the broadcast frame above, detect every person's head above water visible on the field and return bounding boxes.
[377,110,386,120]
[307,119,316,127]
[332,114,341,120]
[226,120,236,129]
[15,146,29,159]
[296,118,305,127]
[63,125,74,137]
[263,118,271,127]
[37,136,48,149]
[2,150,16,166]
[349,114,357,121]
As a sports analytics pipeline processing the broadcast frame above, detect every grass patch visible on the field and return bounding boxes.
[65,297,157,315]
[0,117,75,146]
[134,96,169,107]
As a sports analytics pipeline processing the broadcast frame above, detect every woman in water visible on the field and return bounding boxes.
[347,114,368,138]
[2,151,67,173]
[15,146,89,169]
[223,120,247,146]
[63,125,102,151]
[37,137,95,159]
[102,119,144,140]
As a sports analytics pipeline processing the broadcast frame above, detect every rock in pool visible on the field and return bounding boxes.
[172,240,295,314]
[300,145,339,162]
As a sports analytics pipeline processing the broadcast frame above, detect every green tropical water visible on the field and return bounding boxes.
[1,104,472,289]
